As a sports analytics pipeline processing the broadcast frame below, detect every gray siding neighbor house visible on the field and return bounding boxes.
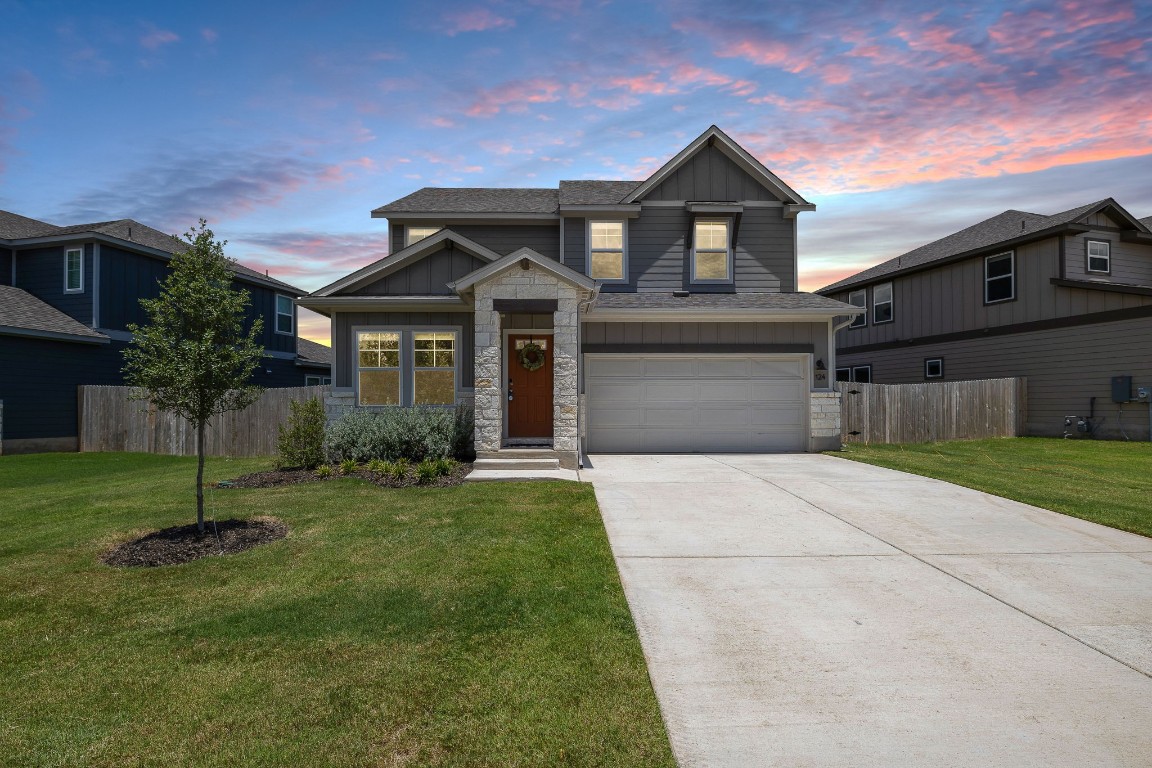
[0,211,331,454]
[300,126,862,467]
[818,199,1152,440]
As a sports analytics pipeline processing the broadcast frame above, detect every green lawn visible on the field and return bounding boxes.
[0,453,674,767]
[834,438,1152,537]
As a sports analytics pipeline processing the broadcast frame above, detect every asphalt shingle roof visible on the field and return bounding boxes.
[0,285,108,340]
[818,199,1115,294]
[558,180,643,206]
[297,337,333,367]
[0,211,60,239]
[373,188,560,215]
[593,292,855,311]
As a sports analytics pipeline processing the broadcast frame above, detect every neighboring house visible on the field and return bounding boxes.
[300,126,861,468]
[0,210,331,454]
[818,199,1152,440]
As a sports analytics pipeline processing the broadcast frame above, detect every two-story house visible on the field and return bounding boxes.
[818,199,1152,440]
[300,126,861,468]
[0,210,331,454]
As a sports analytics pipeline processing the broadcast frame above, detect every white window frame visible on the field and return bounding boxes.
[1086,239,1111,274]
[924,358,944,379]
[304,375,331,386]
[691,218,733,284]
[872,282,893,324]
[64,247,84,293]
[275,295,295,335]
[852,365,872,383]
[984,251,1015,304]
[586,220,628,283]
[405,226,441,246]
[835,367,851,382]
[848,288,867,328]
[354,326,460,408]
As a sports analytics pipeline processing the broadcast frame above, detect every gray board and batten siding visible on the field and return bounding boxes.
[332,311,475,389]
[835,315,1152,441]
[390,224,560,262]
[641,144,783,202]
[11,243,95,327]
[349,247,489,296]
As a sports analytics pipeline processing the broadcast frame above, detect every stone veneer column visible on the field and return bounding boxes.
[552,293,579,454]
[472,285,502,452]
[809,390,842,451]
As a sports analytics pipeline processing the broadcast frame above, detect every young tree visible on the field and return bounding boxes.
[123,220,265,534]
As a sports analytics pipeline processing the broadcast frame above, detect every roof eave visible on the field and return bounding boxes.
[297,295,470,314]
[373,211,559,222]
[0,325,110,344]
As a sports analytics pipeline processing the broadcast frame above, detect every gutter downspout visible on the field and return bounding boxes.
[576,283,601,469]
[829,316,856,385]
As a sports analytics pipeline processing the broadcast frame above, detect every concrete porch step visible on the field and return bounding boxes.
[473,457,561,471]
[476,449,557,460]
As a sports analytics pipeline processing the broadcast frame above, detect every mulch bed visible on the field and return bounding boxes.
[103,516,288,568]
[217,462,473,490]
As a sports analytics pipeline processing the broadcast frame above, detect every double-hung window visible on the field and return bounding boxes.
[65,248,84,293]
[275,295,294,335]
[357,329,458,407]
[848,288,867,328]
[872,282,893,324]
[588,221,626,281]
[1086,240,1111,274]
[406,226,441,246]
[692,219,732,282]
[984,251,1015,303]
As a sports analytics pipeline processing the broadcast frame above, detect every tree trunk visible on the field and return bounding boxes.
[196,421,206,535]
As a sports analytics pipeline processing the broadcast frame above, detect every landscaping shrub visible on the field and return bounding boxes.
[415,459,438,484]
[276,398,326,470]
[338,458,359,476]
[325,406,474,463]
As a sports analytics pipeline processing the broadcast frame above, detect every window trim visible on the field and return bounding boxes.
[275,294,295,335]
[586,219,628,283]
[835,367,851,383]
[64,247,84,293]
[984,251,1016,305]
[405,226,442,247]
[412,330,459,406]
[1085,239,1111,275]
[356,329,403,407]
[304,375,332,386]
[848,288,867,328]
[872,282,893,325]
[924,358,944,379]
[852,365,872,384]
[690,218,734,284]
[353,326,461,408]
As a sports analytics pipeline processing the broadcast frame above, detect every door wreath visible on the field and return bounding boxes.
[518,342,546,371]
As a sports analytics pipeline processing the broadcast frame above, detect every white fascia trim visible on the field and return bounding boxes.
[311,229,502,297]
[449,247,597,293]
[622,125,811,206]
[583,308,861,322]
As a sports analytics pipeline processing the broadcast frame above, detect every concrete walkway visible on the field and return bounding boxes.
[584,454,1152,767]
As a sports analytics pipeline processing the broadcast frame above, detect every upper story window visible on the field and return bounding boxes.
[588,221,626,281]
[1086,240,1111,274]
[64,248,84,293]
[872,282,893,324]
[275,295,295,335]
[985,251,1015,303]
[406,226,441,246]
[848,288,867,328]
[692,219,732,283]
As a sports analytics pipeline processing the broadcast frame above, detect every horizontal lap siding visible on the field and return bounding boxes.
[332,311,474,388]
[835,315,1152,440]
[350,249,487,296]
[14,243,94,326]
[583,322,828,361]
[627,207,686,291]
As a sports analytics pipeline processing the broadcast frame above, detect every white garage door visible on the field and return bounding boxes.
[585,354,809,453]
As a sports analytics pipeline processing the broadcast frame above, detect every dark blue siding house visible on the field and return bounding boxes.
[0,210,330,454]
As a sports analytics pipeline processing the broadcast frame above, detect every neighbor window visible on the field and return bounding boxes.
[275,295,294,335]
[588,221,626,281]
[358,331,402,406]
[406,226,441,246]
[1086,240,1111,274]
[872,282,893,324]
[692,219,731,282]
[413,331,457,405]
[304,375,332,386]
[848,288,867,328]
[357,329,458,407]
[65,248,83,293]
[924,358,944,379]
[836,366,872,383]
[985,251,1015,303]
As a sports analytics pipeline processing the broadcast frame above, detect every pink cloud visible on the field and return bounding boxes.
[465,78,564,116]
[442,8,516,36]
[200,28,218,44]
[140,26,179,50]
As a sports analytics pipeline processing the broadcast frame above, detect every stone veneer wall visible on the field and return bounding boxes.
[809,390,842,451]
[473,263,582,458]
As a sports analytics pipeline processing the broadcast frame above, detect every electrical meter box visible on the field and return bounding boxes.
[1112,375,1132,403]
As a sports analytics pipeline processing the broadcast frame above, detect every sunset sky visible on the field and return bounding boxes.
[2,0,1150,344]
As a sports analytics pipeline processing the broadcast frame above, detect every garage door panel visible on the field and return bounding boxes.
[586,354,809,454]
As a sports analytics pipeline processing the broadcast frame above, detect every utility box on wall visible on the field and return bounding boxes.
[1112,375,1133,403]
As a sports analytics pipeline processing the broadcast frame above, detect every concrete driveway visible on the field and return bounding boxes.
[583,454,1152,767]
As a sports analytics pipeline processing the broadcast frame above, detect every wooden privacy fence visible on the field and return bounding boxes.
[837,378,1027,444]
[79,385,330,457]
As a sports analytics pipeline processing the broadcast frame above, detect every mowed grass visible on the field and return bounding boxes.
[0,453,674,767]
[835,437,1152,538]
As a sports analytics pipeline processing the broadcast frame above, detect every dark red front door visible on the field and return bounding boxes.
[508,334,553,438]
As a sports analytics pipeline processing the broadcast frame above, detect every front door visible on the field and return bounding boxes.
[507,334,554,439]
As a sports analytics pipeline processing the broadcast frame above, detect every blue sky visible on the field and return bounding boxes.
[2,0,1151,343]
